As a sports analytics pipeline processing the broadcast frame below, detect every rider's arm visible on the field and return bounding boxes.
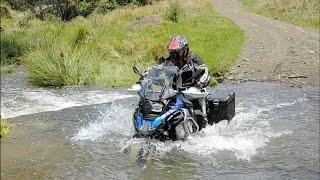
[192,55,211,87]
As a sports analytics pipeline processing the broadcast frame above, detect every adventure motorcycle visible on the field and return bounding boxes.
[131,65,235,141]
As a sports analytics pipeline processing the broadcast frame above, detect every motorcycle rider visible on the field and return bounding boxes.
[158,35,211,130]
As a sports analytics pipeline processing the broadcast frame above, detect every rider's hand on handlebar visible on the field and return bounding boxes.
[196,82,205,89]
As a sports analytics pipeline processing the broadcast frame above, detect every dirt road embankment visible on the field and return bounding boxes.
[213,0,320,86]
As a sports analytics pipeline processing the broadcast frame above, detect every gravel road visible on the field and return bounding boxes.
[213,0,320,86]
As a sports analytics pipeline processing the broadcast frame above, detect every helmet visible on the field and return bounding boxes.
[167,35,189,66]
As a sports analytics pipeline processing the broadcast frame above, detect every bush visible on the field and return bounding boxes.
[5,0,28,11]
[0,4,11,18]
[27,46,98,87]
[133,0,152,6]
[76,1,96,17]
[166,0,181,22]
[116,0,133,6]
[98,0,118,13]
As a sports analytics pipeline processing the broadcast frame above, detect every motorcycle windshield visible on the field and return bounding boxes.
[139,66,178,101]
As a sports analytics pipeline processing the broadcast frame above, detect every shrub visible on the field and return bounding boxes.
[116,0,133,6]
[27,46,98,87]
[4,0,28,11]
[0,4,11,18]
[98,0,118,13]
[76,1,96,17]
[133,0,152,6]
[166,0,181,22]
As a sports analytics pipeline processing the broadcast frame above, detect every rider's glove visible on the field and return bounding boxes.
[196,82,205,88]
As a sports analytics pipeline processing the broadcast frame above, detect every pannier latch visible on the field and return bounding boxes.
[213,100,219,110]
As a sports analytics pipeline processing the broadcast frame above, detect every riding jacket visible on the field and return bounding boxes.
[158,53,211,90]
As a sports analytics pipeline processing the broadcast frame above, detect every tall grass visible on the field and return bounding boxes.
[240,0,320,28]
[0,33,28,60]
[166,0,181,22]
[0,62,16,74]
[0,31,28,74]
[27,46,98,87]
[6,0,245,87]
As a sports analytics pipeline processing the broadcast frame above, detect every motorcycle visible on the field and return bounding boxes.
[131,65,235,141]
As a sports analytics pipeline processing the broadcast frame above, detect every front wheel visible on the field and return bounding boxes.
[175,118,199,140]
[185,119,198,134]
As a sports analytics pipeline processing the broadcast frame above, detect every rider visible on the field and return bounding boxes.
[158,35,211,129]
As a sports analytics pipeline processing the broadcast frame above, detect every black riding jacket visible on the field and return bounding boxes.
[158,53,211,90]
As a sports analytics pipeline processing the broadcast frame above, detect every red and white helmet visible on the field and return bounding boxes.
[167,35,189,65]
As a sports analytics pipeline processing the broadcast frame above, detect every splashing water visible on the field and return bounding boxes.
[72,86,307,160]
[71,101,134,141]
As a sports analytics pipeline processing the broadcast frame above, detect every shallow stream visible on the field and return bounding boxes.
[1,68,319,179]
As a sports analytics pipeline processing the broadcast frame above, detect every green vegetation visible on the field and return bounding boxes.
[0,3,11,18]
[0,120,12,138]
[240,0,320,29]
[167,0,181,22]
[0,26,29,74]
[1,63,15,74]
[1,0,245,87]
[27,46,99,86]
[4,0,159,21]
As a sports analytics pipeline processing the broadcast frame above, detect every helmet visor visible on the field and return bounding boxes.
[169,49,184,59]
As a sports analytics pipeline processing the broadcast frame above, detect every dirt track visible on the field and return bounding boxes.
[213,0,320,86]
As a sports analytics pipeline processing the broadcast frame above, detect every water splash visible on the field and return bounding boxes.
[119,107,291,160]
[71,102,134,141]
[72,96,305,160]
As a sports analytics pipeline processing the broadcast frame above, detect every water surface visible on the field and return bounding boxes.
[1,68,319,179]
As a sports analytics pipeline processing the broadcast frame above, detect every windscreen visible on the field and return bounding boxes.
[139,66,178,100]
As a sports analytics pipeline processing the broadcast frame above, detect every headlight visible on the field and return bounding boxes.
[140,122,151,134]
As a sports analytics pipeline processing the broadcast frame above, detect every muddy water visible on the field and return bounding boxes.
[1,68,319,179]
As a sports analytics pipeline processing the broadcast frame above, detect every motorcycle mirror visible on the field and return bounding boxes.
[132,66,143,77]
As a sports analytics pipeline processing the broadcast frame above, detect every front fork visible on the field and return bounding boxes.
[200,98,208,123]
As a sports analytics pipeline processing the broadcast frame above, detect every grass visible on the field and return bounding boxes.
[240,0,320,29]
[1,61,16,74]
[0,5,29,75]
[0,120,12,138]
[0,33,28,75]
[2,0,245,87]
[27,46,99,86]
